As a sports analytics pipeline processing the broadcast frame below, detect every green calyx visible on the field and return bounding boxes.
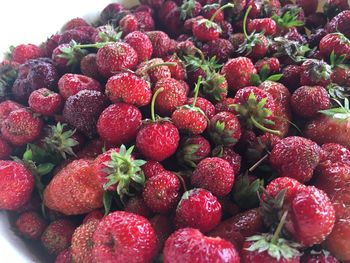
[0,62,18,100]
[260,188,286,229]
[330,50,348,69]
[319,97,350,120]
[326,83,350,100]
[250,65,283,86]
[103,145,146,198]
[97,24,122,42]
[272,9,305,29]
[209,120,238,146]
[202,72,228,102]
[179,0,197,20]
[183,54,222,76]
[307,59,332,82]
[4,45,15,61]
[272,37,311,62]
[43,122,79,160]
[177,141,202,168]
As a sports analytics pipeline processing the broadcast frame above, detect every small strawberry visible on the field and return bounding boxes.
[136,89,180,161]
[125,196,153,219]
[158,1,178,22]
[202,38,233,63]
[247,18,277,36]
[92,211,157,263]
[15,211,46,240]
[80,53,102,80]
[0,137,11,159]
[291,86,331,118]
[143,171,181,214]
[135,58,172,84]
[320,143,350,165]
[42,34,60,58]
[186,97,215,119]
[325,218,350,261]
[119,14,139,35]
[177,135,211,168]
[163,228,240,263]
[255,58,280,75]
[92,24,121,43]
[52,43,86,72]
[213,147,242,176]
[7,44,43,64]
[165,54,186,80]
[301,249,340,263]
[142,161,166,179]
[175,188,222,233]
[28,88,63,116]
[134,11,155,31]
[281,65,302,91]
[146,31,172,58]
[41,219,76,255]
[191,157,236,197]
[43,159,103,215]
[215,98,236,114]
[202,4,224,23]
[58,29,92,45]
[270,136,321,182]
[320,33,350,60]
[124,31,153,63]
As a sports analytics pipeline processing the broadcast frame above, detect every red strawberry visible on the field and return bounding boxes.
[187,97,215,119]
[105,72,151,106]
[327,10,350,38]
[158,1,177,22]
[201,72,228,103]
[202,4,224,22]
[281,65,302,91]
[208,208,264,250]
[165,54,186,80]
[163,228,240,263]
[325,218,350,261]
[99,3,125,24]
[125,196,154,219]
[42,34,60,58]
[92,211,157,263]
[192,19,222,42]
[143,171,181,214]
[62,17,90,31]
[71,220,99,263]
[83,209,104,224]
[270,136,321,182]
[124,31,153,63]
[9,44,43,64]
[43,159,103,215]
[255,57,280,75]
[215,98,236,114]
[55,248,73,263]
[15,211,46,240]
[301,249,339,263]
[119,14,139,35]
[221,57,257,92]
[0,137,11,159]
[202,38,234,62]
[320,143,350,165]
[177,135,211,168]
[175,188,222,232]
[1,108,43,146]
[41,219,75,255]
[146,31,172,58]
[134,11,155,31]
[247,18,277,36]
[296,0,318,15]
[320,33,350,60]
[150,214,174,250]
[208,111,241,147]
[28,88,62,116]
[52,43,85,72]
[80,53,102,80]
[58,29,91,45]
[291,86,330,118]
[96,42,138,78]
[191,157,236,197]
[136,58,172,84]
[142,161,166,179]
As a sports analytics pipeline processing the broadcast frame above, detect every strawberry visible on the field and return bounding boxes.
[99,3,125,24]
[320,33,350,60]
[255,57,280,75]
[175,188,222,232]
[150,214,174,250]
[71,220,99,263]
[58,29,92,45]
[28,88,62,116]
[165,54,186,80]
[43,159,104,215]
[136,89,180,161]
[186,97,215,119]
[281,65,302,91]
[136,58,172,84]
[320,143,350,165]
[41,219,76,255]
[325,218,350,261]
[201,72,228,103]
[42,34,60,58]
[96,42,138,78]
[215,98,236,114]
[327,10,350,38]
[270,136,321,182]
[158,1,178,22]
[300,59,332,90]
[105,72,151,106]
[202,4,224,22]
[125,196,154,219]
[92,211,157,263]
[63,90,108,138]
[83,209,104,224]
[55,248,73,263]
[324,0,350,18]
[154,77,187,116]
[163,228,240,263]
[191,157,235,197]
[58,73,102,99]
[208,111,241,147]
[52,43,85,72]
[119,14,139,35]
[62,17,90,31]
[1,108,43,146]
[301,249,340,263]
[213,147,242,175]
[15,211,46,240]
[146,31,172,58]
[124,31,153,63]
[247,18,277,36]
[8,44,43,64]
[202,38,233,63]
[291,86,330,118]
[143,171,181,214]
[177,135,211,168]
[221,57,257,92]
[0,137,11,159]
[142,161,166,179]
[80,53,101,80]
[134,11,155,31]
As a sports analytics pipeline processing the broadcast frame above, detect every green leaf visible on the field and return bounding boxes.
[103,191,113,215]
[23,148,33,161]
[266,74,283,82]
[250,73,262,86]
[36,163,55,176]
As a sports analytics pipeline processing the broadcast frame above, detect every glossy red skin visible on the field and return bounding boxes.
[164,228,240,263]
[119,14,139,35]
[124,31,153,63]
[125,196,154,219]
[242,240,300,263]
[105,73,151,106]
[150,214,174,251]
[143,171,181,214]
[259,81,290,110]
[55,248,73,263]
[192,157,236,197]
[202,38,234,63]
[291,86,330,118]
[0,137,11,159]
[146,31,171,58]
[192,19,221,42]
[221,57,257,92]
[331,66,350,86]
[327,10,350,38]
[83,209,104,224]
[320,33,350,60]
[164,55,186,80]
[320,143,350,165]
[255,57,280,74]
[187,97,215,119]
[28,88,62,116]
[96,42,138,78]
[134,11,155,31]
[136,121,180,161]
[80,53,102,80]
[301,251,339,263]
[172,107,207,134]
[142,161,166,179]
[247,18,277,36]
[325,218,350,261]
[249,34,269,59]
[15,212,46,240]
[1,108,43,146]
[219,148,242,176]
[265,177,305,204]
[154,78,187,116]
[92,211,157,263]
[215,98,236,114]
[136,58,172,84]
[11,44,42,64]
[58,73,102,99]
[43,159,103,215]
[41,219,75,255]
[304,115,350,149]
[0,100,23,127]
[209,208,264,250]
[175,189,221,233]
[270,136,321,182]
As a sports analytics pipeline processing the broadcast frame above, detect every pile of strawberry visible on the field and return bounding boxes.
[1,0,350,262]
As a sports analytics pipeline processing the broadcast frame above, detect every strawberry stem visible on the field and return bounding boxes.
[243,5,252,39]
[175,173,188,192]
[191,76,203,107]
[151,88,164,122]
[249,153,269,173]
[142,62,177,73]
[271,211,288,244]
[250,116,281,136]
[74,41,115,49]
[209,3,234,22]
[192,46,206,62]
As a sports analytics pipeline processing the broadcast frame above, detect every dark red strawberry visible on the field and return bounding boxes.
[80,53,101,80]
[301,249,340,263]
[177,135,211,168]
[320,143,350,165]
[175,188,222,232]
[320,33,350,60]
[324,0,350,18]
[291,86,330,118]
[119,14,139,35]
[125,196,153,219]
[213,147,242,176]
[270,136,321,182]
[42,34,60,58]
[99,2,125,24]
[143,171,181,214]
[105,72,151,107]
[164,54,186,80]
[146,31,172,58]
[158,0,177,22]
[124,31,153,63]
[134,11,155,31]
[281,65,302,91]
[163,228,240,263]
[0,137,11,159]
[136,58,172,84]
[325,217,350,261]
[150,214,174,251]
[28,88,63,116]
[62,17,90,31]
[202,3,224,23]
[92,211,157,263]
[296,0,318,15]
[58,29,91,45]
[142,161,166,179]
[15,211,46,240]
[52,43,85,72]
[186,97,215,119]
[202,38,233,63]
[327,10,350,38]
[300,59,332,87]
[215,98,236,114]
[9,44,43,64]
